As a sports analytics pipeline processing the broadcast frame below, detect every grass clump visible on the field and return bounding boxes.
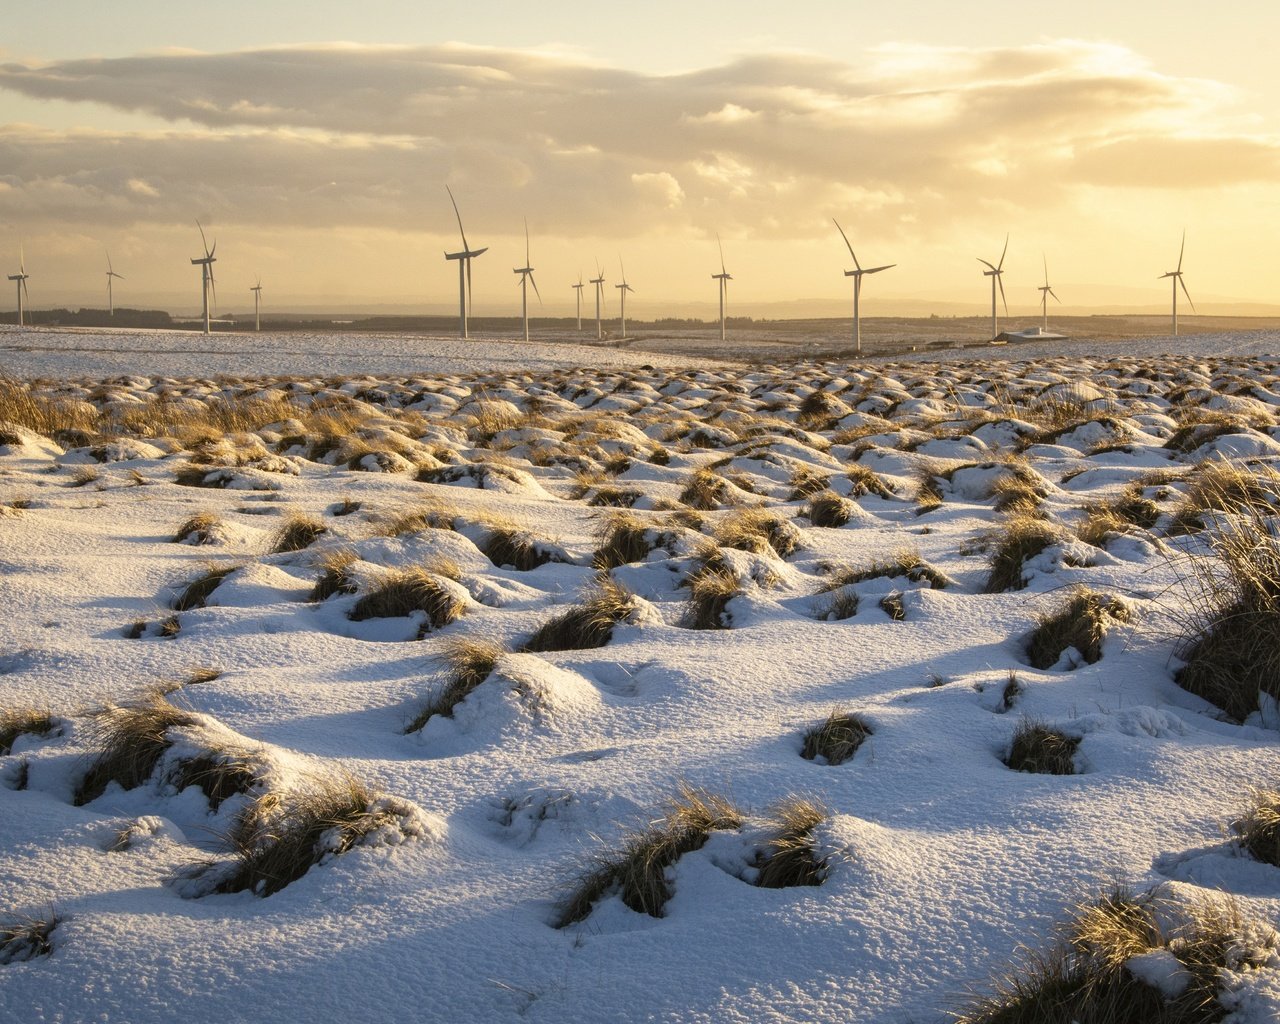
[716,508,802,558]
[679,468,734,510]
[308,549,359,602]
[555,786,744,927]
[824,549,950,590]
[955,886,1276,1024]
[754,798,828,889]
[684,567,743,630]
[1026,589,1130,670]
[522,578,643,652]
[1166,463,1280,537]
[405,637,506,733]
[0,709,57,755]
[800,709,872,765]
[173,512,223,545]
[788,466,832,501]
[593,511,669,569]
[169,753,258,811]
[270,513,327,554]
[1004,719,1079,775]
[983,517,1063,593]
[479,519,565,571]
[172,564,239,611]
[1176,506,1280,720]
[377,503,458,537]
[348,568,465,633]
[1233,790,1280,867]
[0,910,59,964]
[807,491,854,528]
[217,776,415,897]
[75,692,198,805]
[846,464,897,499]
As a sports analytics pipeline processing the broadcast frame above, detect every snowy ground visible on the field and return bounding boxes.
[1,331,1279,1023]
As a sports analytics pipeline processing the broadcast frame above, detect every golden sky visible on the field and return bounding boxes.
[3,2,1280,317]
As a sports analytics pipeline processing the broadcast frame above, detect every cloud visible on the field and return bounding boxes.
[0,39,1276,242]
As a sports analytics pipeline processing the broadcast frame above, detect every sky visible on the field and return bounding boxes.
[3,1,1280,318]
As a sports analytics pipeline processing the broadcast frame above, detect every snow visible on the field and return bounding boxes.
[1,326,1279,1023]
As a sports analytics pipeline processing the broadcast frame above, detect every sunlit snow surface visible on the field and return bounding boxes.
[1,325,1279,1023]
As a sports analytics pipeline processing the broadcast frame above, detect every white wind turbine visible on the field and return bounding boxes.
[8,245,29,327]
[833,219,894,355]
[250,276,263,332]
[712,235,732,343]
[105,251,124,317]
[590,263,607,340]
[977,235,1009,340]
[190,222,217,335]
[513,220,541,342]
[444,186,487,339]
[1160,231,1195,336]
[614,258,634,339]
[572,274,585,331]
[1037,255,1061,332]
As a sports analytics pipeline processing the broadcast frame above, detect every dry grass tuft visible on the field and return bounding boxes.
[348,568,465,633]
[823,549,950,590]
[1233,790,1280,867]
[172,512,223,545]
[0,373,95,437]
[75,692,198,805]
[522,578,642,652]
[479,518,566,571]
[555,786,744,927]
[679,468,734,510]
[846,464,897,499]
[1000,671,1024,712]
[1176,504,1280,720]
[807,491,854,528]
[593,511,669,569]
[308,549,359,602]
[172,564,239,611]
[169,753,259,811]
[984,517,1063,593]
[817,588,860,621]
[716,508,801,558]
[955,886,1276,1024]
[684,567,743,630]
[0,910,58,964]
[1005,719,1079,775]
[800,709,872,765]
[754,798,828,888]
[1166,462,1280,537]
[0,709,57,755]
[270,513,327,554]
[1026,589,1130,670]
[406,636,507,732]
[377,503,458,536]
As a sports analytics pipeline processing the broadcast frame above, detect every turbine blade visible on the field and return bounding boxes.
[530,273,542,304]
[832,218,858,268]
[865,264,895,274]
[997,234,1008,271]
[446,185,469,251]
[1050,288,1062,304]
[997,274,1007,316]
[197,220,211,258]
[1180,276,1195,312]
[717,232,727,276]
[525,218,530,266]
[106,250,113,274]
[22,278,29,302]
[1178,230,1186,273]
[977,258,997,272]
[1043,253,1048,288]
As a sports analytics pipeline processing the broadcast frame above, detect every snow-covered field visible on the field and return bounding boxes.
[2,329,1280,1023]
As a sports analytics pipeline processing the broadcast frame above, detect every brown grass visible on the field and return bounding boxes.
[823,549,950,590]
[348,568,466,633]
[716,508,801,558]
[270,513,327,554]
[521,578,642,652]
[754,798,828,888]
[1026,589,1130,670]
[75,692,198,805]
[173,512,223,545]
[800,709,872,766]
[308,549,359,602]
[679,468,735,510]
[1233,790,1280,867]
[1005,719,1079,775]
[0,910,59,964]
[172,564,239,611]
[983,518,1064,593]
[807,491,854,528]
[0,709,57,755]
[405,637,506,732]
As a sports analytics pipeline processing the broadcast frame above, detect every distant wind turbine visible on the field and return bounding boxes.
[590,263,606,340]
[712,235,732,343]
[833,219,894,355]
[1037,256,1061,332]
[572,274,585,331]
[190,222,217,335]
[8,245,29,327]
[513,220,541,342]
[977,235,1009,340]
[105,251,124,317]
[614,258,634,339]
[250,276,263,332]
[1160,231,1195,336]
[444,186,487,340]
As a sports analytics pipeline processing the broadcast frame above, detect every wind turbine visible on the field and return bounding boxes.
[513,220,541,342]
[590,263,606,340]
[190,222,217,335]
[833,219,895,355]
[712,234,732,343]
[250,276,263,331]
[443,185,487,339]
[105,251,124,317]
[571,274,585,331]
[1037,255,1061,332]
[7,245,29,327]
[614,258,634,339]
[1160,231,1195,336]
[977,235,1009,340]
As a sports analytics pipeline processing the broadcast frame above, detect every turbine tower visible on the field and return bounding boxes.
[977,235,1009,340]
[513,220,541,342]
[614,258,634,339]
[444,186,487,339]
[590,264,606,340]
[1037,255,1061,332]
[712,234,732,343]
[572,274,585,331]
[833,219,895,355]
[105,251,124,317]
[190,222,217,336]
[250,277,263,332]
[8,246,29,327]
[1160,231,1195,336]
